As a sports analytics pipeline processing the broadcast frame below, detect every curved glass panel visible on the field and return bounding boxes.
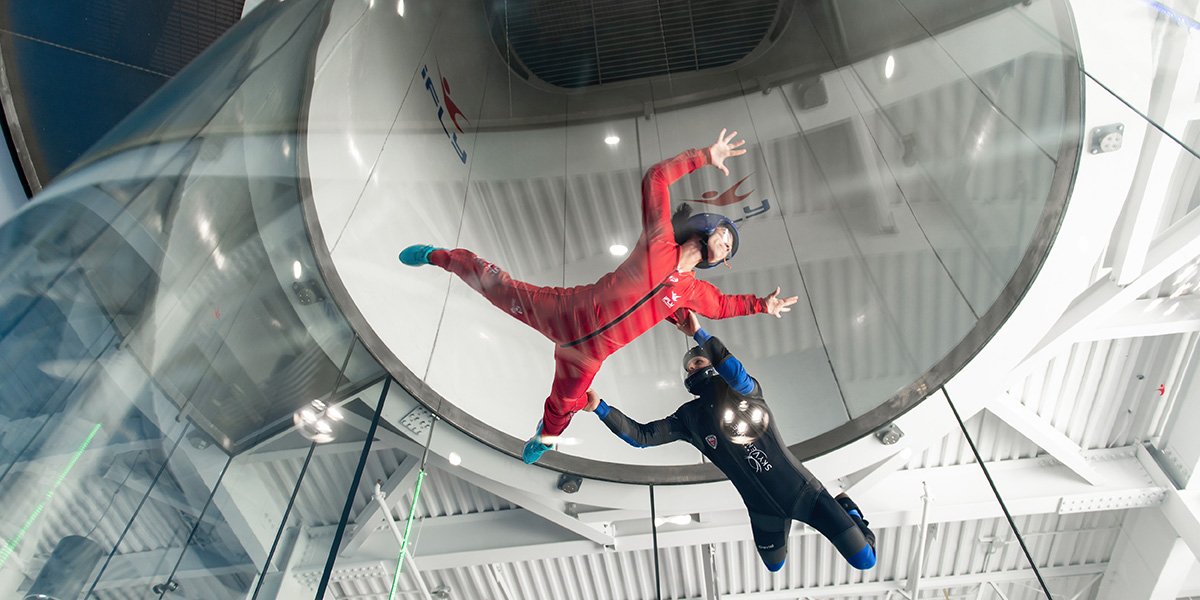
[301,0,1081,479]
[0,0,384,596]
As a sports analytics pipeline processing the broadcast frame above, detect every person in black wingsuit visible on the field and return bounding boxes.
[583,310,876,572]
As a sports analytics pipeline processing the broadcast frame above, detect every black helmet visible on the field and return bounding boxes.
[683,213,739,269]
[682,345,717,395]
[716,395,770,444]
[682,345,710,371]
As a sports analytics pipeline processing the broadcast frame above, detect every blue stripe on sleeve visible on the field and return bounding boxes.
[715,355,753,394]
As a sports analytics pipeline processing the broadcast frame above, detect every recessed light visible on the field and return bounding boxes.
[448,452,462,466]
[884,55,895,79]
[655,514,694,526]
[604,135,620,146]
[609,244,628,256]
[293,260,302,280]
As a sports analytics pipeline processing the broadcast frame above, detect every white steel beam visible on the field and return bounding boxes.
[338,410,614,547]
[1078,296,1200,342]
[840,448,914,495]
[1020,203,1200,374]
[1065,574,1103,600]
[987,581,1013,600]
[490,563,518,600]
[1138,445,1200,563]
[321,449,1159,571]
[102,459,201,517]
[1096,505,1192,600]
[302,509,600,571]
[236,438,369,465]
[1109,116,1187,288]
[700,543,720,600]
[88,547,256,591]
[1109,0,1200,285]
[2,435,159,474]
[985,398,1101,485]
[174,434,283,568]
[341,453,421,556]
[907,483,932,600]
[700,563,1108,600]
[1156,354,1200,487]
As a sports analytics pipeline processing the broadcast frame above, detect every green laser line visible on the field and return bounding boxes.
[0,423,102,568]
[388,469,427,600]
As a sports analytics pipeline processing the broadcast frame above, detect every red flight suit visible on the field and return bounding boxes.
[430,147,767,435]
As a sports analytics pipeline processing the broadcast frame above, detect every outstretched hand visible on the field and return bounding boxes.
[709,128,747,176]
[673,310,701,336]
[764,287,799,318]
[582,389,601,412]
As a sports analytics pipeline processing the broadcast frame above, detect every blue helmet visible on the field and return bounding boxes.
[683,213,739,269]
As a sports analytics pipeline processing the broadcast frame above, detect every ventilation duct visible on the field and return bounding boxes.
[486,0,785,88]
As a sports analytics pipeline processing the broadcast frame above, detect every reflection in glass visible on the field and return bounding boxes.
[0,0,382,596]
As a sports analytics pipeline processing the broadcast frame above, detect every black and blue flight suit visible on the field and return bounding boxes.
[592,328,876,572]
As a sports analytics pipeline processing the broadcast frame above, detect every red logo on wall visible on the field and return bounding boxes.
[683,172,771,225]
[441,77,469,134]
[421,64,468,164]
[686,175,754,207]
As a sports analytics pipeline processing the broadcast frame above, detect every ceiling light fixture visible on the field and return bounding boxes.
[609,244,628,256]
[884,54,896,79]
[604,135,620,146]
[293,260,303,280]
[294,399,345,444]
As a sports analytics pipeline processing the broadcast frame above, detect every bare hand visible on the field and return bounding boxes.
[764,287,799,318]
[676,238,703,272]
[582,389,601,412]
[709,128,747,177]
[674,310,701,336]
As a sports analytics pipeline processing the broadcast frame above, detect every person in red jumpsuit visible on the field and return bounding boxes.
[400,129,799,463]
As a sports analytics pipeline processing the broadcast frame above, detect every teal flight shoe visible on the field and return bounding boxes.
[522,421,554,464]
[399,244,441,266]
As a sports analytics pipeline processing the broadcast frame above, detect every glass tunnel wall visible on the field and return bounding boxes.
[299,0,1083,482]
[0,0,388,597]
[0,0,1192,597]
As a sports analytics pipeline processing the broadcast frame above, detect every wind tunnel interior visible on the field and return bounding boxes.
[304,0,1076,476]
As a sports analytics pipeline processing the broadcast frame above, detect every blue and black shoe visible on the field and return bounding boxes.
[522,421,554,464]
[399,244,441,266]
[836,492,876,548]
